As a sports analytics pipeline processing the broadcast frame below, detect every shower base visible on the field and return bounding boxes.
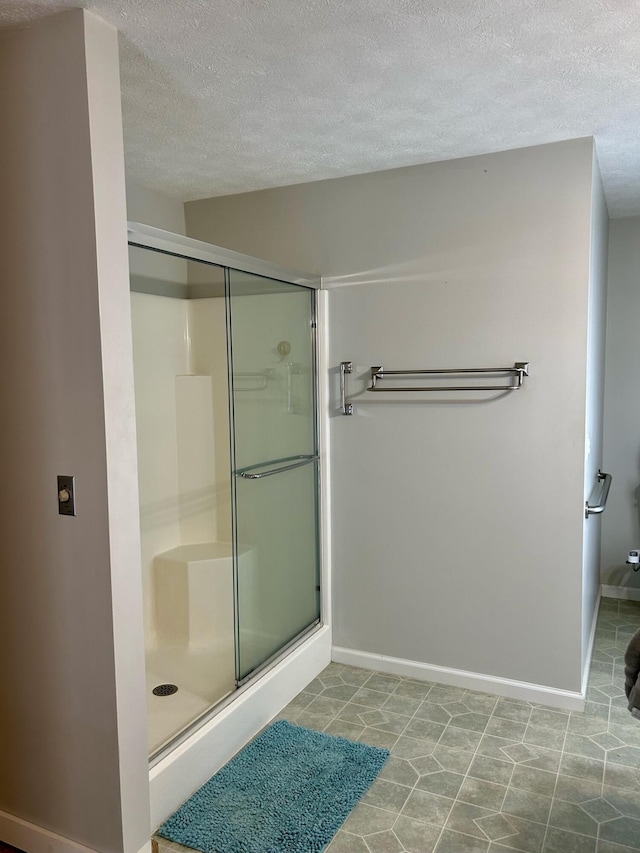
[149,623,331,829]
[146,641,234,754]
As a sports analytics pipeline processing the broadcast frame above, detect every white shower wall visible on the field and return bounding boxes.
[131,292,231,650]
[131,293,188,647]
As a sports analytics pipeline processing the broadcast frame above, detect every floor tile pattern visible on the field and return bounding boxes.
[153,597,640,853]
[278,598,640,853]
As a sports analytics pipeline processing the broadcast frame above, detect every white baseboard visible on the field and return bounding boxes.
[0,811,152,853]
[149,624,332,830]
[582,587,602,696]
[332,646,585,712]
[0,810,99,853]
[601,584,640,601]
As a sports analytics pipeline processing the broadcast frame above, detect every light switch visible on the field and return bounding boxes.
[57,475,76,516]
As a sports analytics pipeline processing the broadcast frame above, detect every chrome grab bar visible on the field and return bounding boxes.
[585,470,612,518]
[368,363,530,392]
[340,361,353,415]
[235,454,319,480]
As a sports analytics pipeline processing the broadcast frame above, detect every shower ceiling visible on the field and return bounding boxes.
[3,0,640,216]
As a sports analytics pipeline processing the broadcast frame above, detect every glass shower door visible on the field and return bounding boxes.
[227,269,320,683]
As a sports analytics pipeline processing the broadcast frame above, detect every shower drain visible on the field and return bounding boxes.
[153,683,178,697]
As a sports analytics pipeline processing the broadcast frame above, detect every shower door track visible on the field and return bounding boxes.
[127,222,321,289]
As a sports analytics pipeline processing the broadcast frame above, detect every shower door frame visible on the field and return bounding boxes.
[127,222,330,763]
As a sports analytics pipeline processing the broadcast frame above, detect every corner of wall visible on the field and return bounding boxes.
[126,183,186,236]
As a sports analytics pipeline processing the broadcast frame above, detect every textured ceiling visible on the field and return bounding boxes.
[2,0,640,216]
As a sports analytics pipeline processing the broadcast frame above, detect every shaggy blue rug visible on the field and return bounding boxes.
[157,719,390,853]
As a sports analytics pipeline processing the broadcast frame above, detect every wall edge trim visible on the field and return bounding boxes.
[332,646,585,711]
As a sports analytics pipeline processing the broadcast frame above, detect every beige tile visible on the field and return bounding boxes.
[431,745,475,775]
[415,770,465,799]
[509,765,557,797]
[393,735,438,760]
[392,815,441,853]
[602,786,640,820]
[548,800,598,837]
[598,817,640,850]
[365,673,402,693]
[457,776,507,811]
[528,708,569,732]
[402,790,455,826]
[362,829,404,853]
[485,718,527,741]
[560,753,605,784]
[438,726,483,752]
[542,826,597,852]
[434,829,489,852]
[379,755,420,787]
[343,803,397,835]
[502,788,553,824]
[358,726,399,749]
[468,755,514,786]
[488,815,546,853]
[362,779,412,813]
[445,801,495,839]
[326,830,370,852]
[553,773,603,804]
[603,760,640,792]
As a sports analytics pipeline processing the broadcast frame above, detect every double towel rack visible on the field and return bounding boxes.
[340,361,530,415]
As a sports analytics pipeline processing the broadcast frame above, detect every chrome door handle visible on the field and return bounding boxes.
[236,454,319,480]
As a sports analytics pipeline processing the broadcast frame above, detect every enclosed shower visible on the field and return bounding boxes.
[128,224,322,758]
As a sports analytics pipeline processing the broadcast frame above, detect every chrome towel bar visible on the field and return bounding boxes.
[368,363,530,392]
[339,361,529,414]
[235,454,319,480]
[585,470,612,518]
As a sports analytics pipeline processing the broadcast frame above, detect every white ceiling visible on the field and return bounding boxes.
[3,0,640,216]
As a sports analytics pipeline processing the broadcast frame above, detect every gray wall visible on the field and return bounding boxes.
[127,182,186,234]
[601,217,640,593]
[0,11,149,853]
[186,138,599,693]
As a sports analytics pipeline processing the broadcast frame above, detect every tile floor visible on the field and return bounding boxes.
[155,596,640,853]
[276,596,640,853]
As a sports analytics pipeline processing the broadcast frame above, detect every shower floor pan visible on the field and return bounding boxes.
[146,641,234,754]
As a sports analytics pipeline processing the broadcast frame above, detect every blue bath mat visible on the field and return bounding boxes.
[157,719,389,853]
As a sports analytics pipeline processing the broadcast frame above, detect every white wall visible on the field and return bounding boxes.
[601,217,640,593]
[0,10,148,853]
[186,138,598,697]
[581,153,609,668]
